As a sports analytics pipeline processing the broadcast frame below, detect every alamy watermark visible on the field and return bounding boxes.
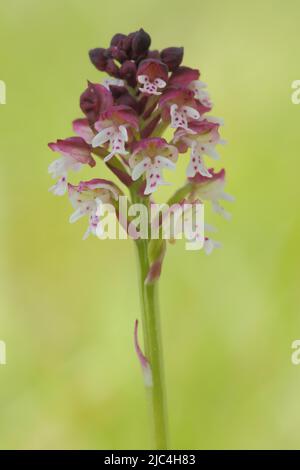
[291,340,300,365]
[94,197,205,251]
[291,80,300,104]
[0,80,6,104]
[0,341,6,365]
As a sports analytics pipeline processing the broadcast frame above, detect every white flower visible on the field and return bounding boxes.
[189,80,212,108]
[175,121,226,178]
[129,138,178,195]
[170,104,200,132]
[137,75,167,96]
[132,156,176,195]
[48,136,95,195]
[186,141,213,178]
[48,156,81,195]
[191,171,234,220]
[92,125,128,162]
[68,180,119,239]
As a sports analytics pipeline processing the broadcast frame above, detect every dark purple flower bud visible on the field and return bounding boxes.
[109,85,127,99]
[80,82,113,125]
[109,46,128,62]
[106,58,120,77]
[122,32,135,54]
[132,28,151,58]
[110,85,139,112]
[160,47,184,71]
[110,33,127,47]
[89,48,108,71]
[120,60,137,87]
[146,50,161,60]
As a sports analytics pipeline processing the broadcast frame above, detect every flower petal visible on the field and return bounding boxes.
[92,126,115,148]
[182,105,200,120]
[48,137,95,166]
[131,157,151,180]
[72,119,94,144]
[186,153,212,178]
[154,156,176,170]
[49,175,68,196]
[69,207,85,223]
[137,75,149,84]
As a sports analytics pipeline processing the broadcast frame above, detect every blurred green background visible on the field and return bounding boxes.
[0,0,300,450]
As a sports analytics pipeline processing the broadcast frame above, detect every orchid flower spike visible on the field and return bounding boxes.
[48,27,232,272]
[48,30,233,448]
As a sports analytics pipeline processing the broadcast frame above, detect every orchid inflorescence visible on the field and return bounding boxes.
[48,28,233,268]
[48,28,233,448]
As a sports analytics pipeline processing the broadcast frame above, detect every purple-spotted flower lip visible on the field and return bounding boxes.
[92,124,129,163]
[137,59,169,96]
[129,138,178,195]
[48,137,95,167]
[159,87,203,133]
[92,105,139,163]
[67,178,121,240]
[173,120,225,179]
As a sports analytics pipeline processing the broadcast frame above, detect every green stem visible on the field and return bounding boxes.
[131,190,168,449]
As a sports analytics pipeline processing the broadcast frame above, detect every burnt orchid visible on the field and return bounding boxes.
[48,28,232,449]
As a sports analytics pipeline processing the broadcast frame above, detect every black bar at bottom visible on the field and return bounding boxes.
[0,450,298,466]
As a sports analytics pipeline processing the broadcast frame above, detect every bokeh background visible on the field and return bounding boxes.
[0,0,300,450]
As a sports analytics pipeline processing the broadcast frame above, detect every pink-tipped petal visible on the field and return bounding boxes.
[99,105,139,130]
[169,66,200,87]
[48,137,95,167]
[72,119,94,144]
